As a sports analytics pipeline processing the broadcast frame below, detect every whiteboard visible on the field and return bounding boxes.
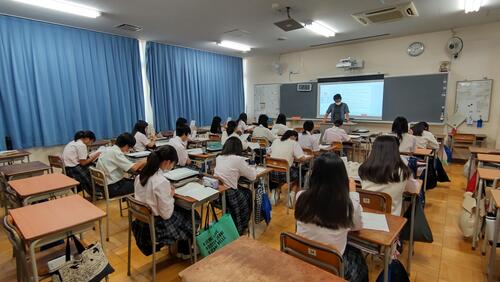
[254,84,280,119]
[455,79,493,121]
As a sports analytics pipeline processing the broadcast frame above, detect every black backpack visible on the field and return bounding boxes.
[376,259,410,282]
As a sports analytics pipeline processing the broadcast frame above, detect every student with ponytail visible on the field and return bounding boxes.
[132,146,196,258]
[221,120,248,150]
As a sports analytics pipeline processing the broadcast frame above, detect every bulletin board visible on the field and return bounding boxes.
[455,79,493,121]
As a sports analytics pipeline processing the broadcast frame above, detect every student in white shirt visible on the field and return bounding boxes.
[322,119,351,144]
[236,113,249,133]
[133,145,196,258]
[214,137,257,234]
[391,116,416,153]
[133,120,156,152]
[298,121,320,152]
[252,114,277,143]
[295,153,367,282]
[62,130,100,195]
[271,113,290,136]
[358,135,420,216]
[412,122,439,149]
[221,121,248,150]
[168,125,192,166]
[96,133,146,198]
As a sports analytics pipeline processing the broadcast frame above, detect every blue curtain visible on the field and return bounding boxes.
[0,15,144,150]
[146,42,244,131]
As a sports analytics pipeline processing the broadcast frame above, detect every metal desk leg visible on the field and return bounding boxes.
[468,153,476,182]
[408,194,416,274]
[423,156,429,192]
[487,208,499,282]
[298,163,303,191]
[191,203,198,263]
[383,246,390,282]
[473,177,484,249]
[222,191,226,214]
[29,239,41,282]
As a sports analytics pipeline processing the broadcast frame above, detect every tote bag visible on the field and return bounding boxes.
[196,205,239,257]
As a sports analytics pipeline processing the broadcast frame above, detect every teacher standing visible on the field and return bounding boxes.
[323,93,350,123]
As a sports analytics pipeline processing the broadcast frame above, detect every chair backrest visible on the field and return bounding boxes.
[126,196,154,225]
[280,232,343,277]
[265,157,289,173]
[3,215,23,254]
[89,167,107,188]
[48,155,66,174]
[302,148,314,156]
[357,189,392,213]
[251,137,269,148]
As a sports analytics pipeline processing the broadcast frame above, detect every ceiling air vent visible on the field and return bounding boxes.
[114,24,142,32]
[352,1,418,26]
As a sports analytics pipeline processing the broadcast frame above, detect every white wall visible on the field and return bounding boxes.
[244,21,500,148]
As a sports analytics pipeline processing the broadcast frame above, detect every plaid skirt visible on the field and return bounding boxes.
[65,165,91,194]
[225,188,252,235]
[132,207,199,256]
[343,245,369,282]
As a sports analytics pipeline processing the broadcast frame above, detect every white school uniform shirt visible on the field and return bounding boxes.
[62,139,88,167]
[271,123,290,136]
[269,139,305,167]
[134,170,174,220]
[298,131,320,152]
[214,155,257,189]
[134,132,149,152]
[296,190,363,255]
[252,125,277,143]
[237,120,248,132]
[221,131,248,150]
[322,126,350,144]
[96,145,134,185]
[168,136,189,166]
[397,133,417,153]
[415,131,439,150]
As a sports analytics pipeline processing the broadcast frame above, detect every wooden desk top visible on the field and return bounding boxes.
[256,167,273,178]
[189,152,219,159]
[469,147,500,155]
[295,154,314,164]
[9,195,105,241]
[8,173,79,198]
[0,161,50,178]
[87,139,110,149]
[0,150,31,161]
[349,209,406,246]
[178,237,344,282]
[477,168,500,181]
[413,148,433,156]
[478,154,500,164]
[448,133,487,139]
[491,189,500,209]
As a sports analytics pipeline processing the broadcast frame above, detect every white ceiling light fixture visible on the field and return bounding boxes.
[464,0,482,13]
[216,40,251,52]
[12,0,101,18]
[305,21,336,38]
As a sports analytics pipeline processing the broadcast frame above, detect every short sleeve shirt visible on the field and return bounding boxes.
[326,103,349,122]
[96,145,134,184]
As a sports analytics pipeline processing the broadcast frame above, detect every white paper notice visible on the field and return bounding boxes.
[175,182,218,201]
[361,212,390,232]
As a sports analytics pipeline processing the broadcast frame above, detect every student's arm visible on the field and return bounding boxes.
[322,130,330,144]
[293,142,306,160]
[425,131,440,150]
[146,135,157,149]
[79,152,100,166]
[155,180,175,220]
[311,134,321,152]
[344,104,350,122]
[349,178,363,231]
[404,176,420,194]
[239,158,257,181]
[131,159,147,172]
[266,129,278,142]
[341,130,351,142]
[323,105,332,123]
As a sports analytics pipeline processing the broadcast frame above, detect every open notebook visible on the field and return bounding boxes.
[175,182,218,201]
[126,151,151,158]
[361,212,389,232]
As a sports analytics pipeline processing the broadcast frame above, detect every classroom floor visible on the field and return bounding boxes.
[0,163,499,282]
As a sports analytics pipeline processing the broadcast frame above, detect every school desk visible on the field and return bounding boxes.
[178,237,345,282]
[9,195,106,282]
[403,182,422,275]
[174,181,228,263]
[188,151,219,173]
[478,154,500,166]
[155,139,170,147]
[87,139,110,151]
[0,161,50,180]
[0,149,31,164]
[447,133,487,147]
[488,189,500,282]
[348,208,406,282]
[467,147,500,181]
[8,173,79,206]
[472,168,500,249]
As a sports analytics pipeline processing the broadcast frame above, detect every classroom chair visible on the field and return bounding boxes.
[451,133,476,160]
[89,167,132,241]
[251,137,270,148]
[280,232,344,277]
[481,177,500,255]
[265,157,297,214]
[48,155,66,175]
[356,189,392,213]
[208,134,221,141]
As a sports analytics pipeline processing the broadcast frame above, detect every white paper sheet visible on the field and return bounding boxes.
[348,135,362,139]
[319,144,331,150]
[187,148,204,155]
[240,133,250,142]
[126,151,151,158]
[164,168,199,181]
[0,150,18,156]
[256,166,267,175]
[156,140,170,147]
[361,212,390,232]
[175,182,218,201]
[247,142,260,150]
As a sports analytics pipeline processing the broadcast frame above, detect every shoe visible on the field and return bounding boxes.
[176,252,191,260]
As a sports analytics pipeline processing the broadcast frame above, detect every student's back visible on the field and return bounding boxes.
[269,131,304,167]
[391,116,416,153]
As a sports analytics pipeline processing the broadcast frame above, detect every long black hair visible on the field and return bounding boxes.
[210,116,222,134]
[391,116,409,142]
[418,121,429,131]
[358,135,411,184]
[276,113,286,125]
[236,113,247,125]
[220,137,243,156]
[226,120,237,135]
[74,130,96,142]
[302,121,314,135]
[139,145,178,186]
[295,153,354,229]
[132,120,148,136]
[281,130,298,141]
[258,114,269,128]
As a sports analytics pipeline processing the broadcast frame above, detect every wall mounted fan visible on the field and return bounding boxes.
[446,36,463,59]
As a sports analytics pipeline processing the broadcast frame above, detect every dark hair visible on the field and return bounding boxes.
[411,123,425,137]
[276,114,286,125]
[236,113,247,124]
[334,119,343,127]
[176,125,191,137]
[115,132,136,148]
[358,135,411,184]
[302,121,314,135]
[132,120,148,136]
[220,137,243,156]
[333,94,342,101]
[74,130,96,142]
[139,145,178,186]
[258,114,269,128]
[176,117,188,129]
[226,120,237,135]
[281,130,298,141]
[391,116,409,141]
[295,153,353,229]
[419,121,429,131]
[210,116,222,134]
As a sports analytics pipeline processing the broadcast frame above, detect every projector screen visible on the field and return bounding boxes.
[317,79,384,120]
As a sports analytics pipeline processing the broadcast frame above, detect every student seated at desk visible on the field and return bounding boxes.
[391,116,416,153]
[168,125,192,166]
[132,145,195,258]
[236,112,249,133]
[210,116,223,134]
[214,137,257,234]
[358,135,419,216]
[271,113,290,136]
[62,130,100,195]
[298,121,320,152]
[174,117,195,140]
[221,121,248,150]
[322,119,350,144]
[412,122,439,149]
[295,153,367,282]
[133,120,156,152]
[253,114,277,143]
[96,133,146,198]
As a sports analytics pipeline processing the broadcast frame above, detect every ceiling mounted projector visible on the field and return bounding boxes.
[274,7,304,32]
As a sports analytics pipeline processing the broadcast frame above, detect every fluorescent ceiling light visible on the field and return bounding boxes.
[305,21,336,38]
[12,0,101,18]
[216,40,251,52]
[464,0,482,13]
